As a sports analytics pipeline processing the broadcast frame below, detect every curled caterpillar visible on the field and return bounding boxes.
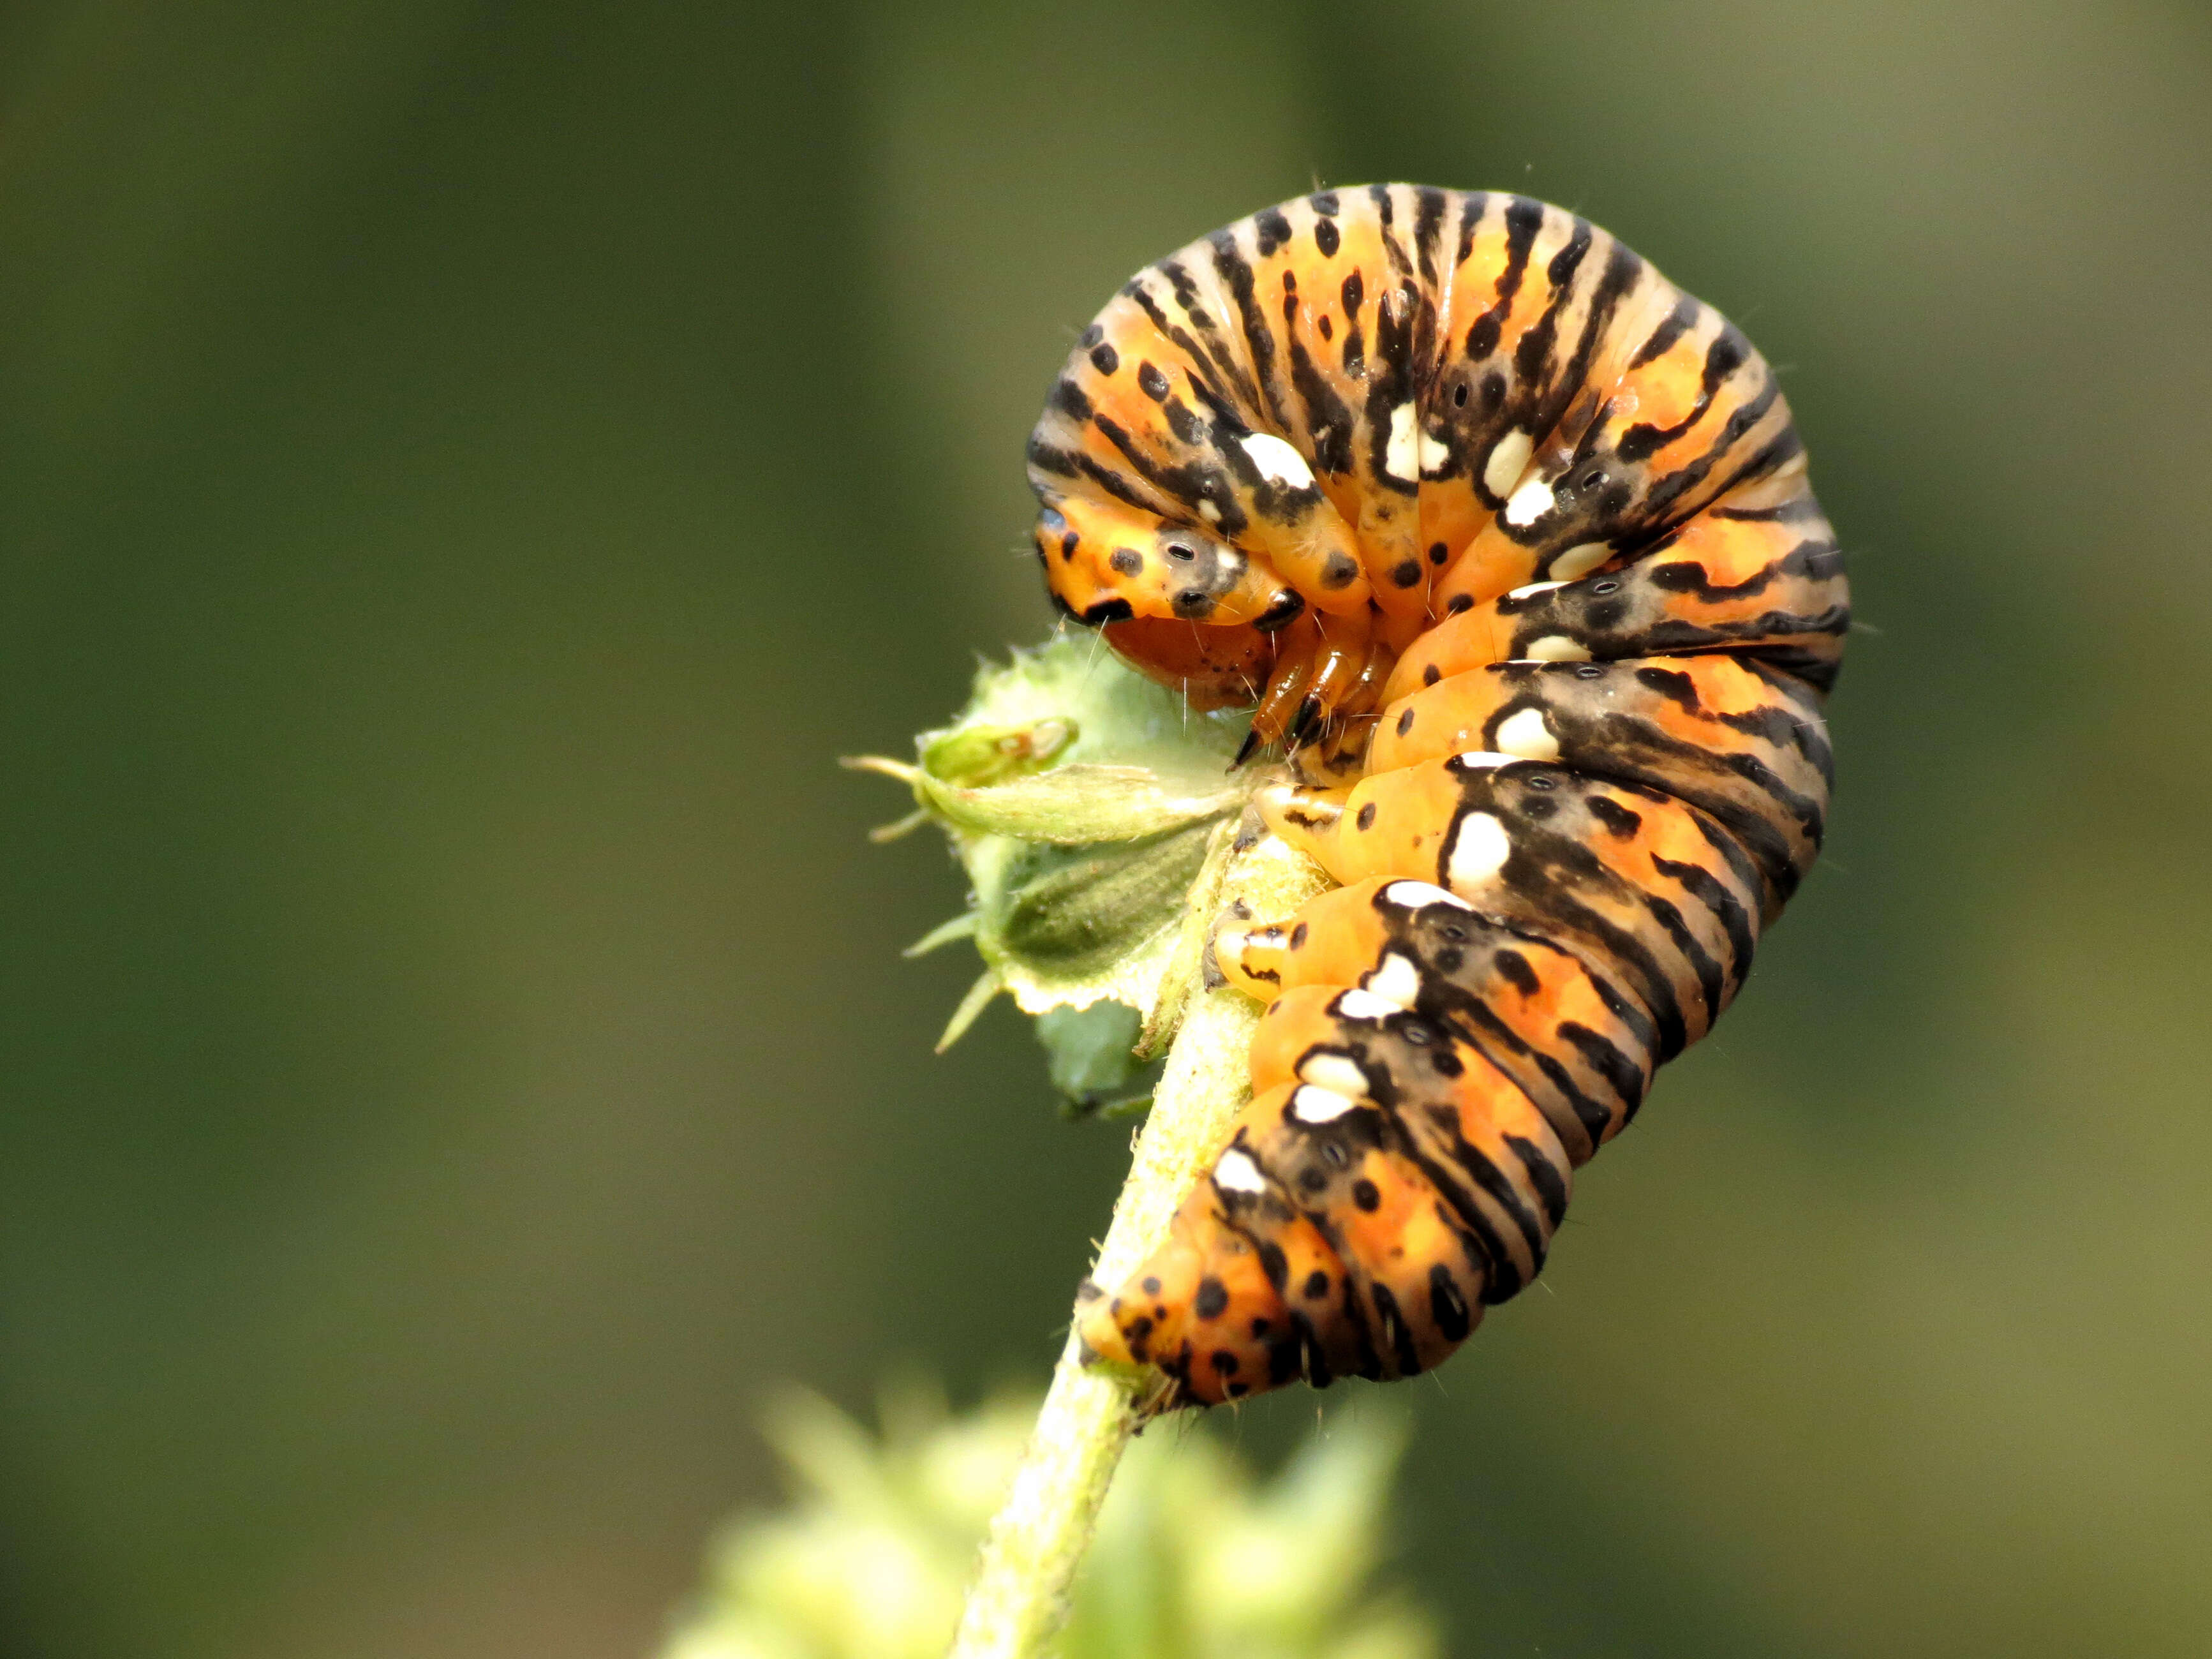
[1030,186,1846,1407]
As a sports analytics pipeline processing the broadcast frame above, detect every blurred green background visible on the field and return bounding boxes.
[3,3,2209,1655]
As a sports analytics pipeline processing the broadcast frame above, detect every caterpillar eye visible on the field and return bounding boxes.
[1166,543,1196,562]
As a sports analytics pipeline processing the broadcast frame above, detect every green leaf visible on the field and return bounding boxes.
[1034,1002,1161,1119]
[917,763,1243,847]
[848,636,1266,1069]
[984,821,1215,993]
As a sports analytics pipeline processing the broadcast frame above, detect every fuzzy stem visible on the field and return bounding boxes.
[946,832,1330,1659]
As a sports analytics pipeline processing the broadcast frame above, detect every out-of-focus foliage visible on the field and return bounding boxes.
[662,1387,1435,1659]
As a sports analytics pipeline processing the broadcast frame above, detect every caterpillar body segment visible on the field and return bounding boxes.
[1224,879,1656,1162]
[1370,657,1831,896]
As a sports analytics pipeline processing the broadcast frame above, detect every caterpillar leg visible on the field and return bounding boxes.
[1092,607,1390,764]
[1245,607,1376,754]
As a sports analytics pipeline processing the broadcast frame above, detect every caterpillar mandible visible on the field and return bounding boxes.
[1029,186,1846,1408]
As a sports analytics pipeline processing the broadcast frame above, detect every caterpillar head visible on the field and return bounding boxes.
[1035,496,1299,629]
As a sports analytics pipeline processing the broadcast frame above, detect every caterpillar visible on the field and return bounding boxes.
[1028,185,1846,1408]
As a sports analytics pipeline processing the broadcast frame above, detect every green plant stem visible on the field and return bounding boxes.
[946,831,1330,1659]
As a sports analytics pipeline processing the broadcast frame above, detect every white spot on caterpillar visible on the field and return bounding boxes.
[1507,581,1566,600]
[1383,879,1473,911]
[1520,635,1592,662]
[1417,429,1451,475]
[1214,1147,1268,1194]
[1451,750,1518,770]
[1381,403,1420,483]
[1496,707,1561,761]
[1335,988,1400,1023]
[1503,475,1556,527]
[1240,432,1316,491]
[1483,429,1532,497]
[1363,950,1423,1011]
[1446,811,1513,890]
[1198,500,1222,523]
[1291,1080,1361,1122]
[1298,1052,1369,1098]
[1551,542,1610,580]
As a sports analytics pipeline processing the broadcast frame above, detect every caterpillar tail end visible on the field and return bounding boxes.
[1074,1279,1190,1413]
